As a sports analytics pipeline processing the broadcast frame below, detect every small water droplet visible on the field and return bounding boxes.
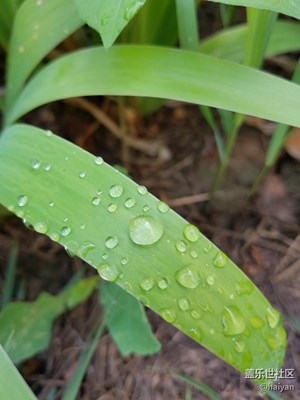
[203,243,213,253]
[129,215,163,246]
[190,250,198,258]
[95,156,103,165]
[31,159,41,169]
[102,252,109,260]
[17,195,28,207]
[157,201,169,214]
[249,316,264,329]
[49,201,55,207]
[105,236,118,249]
[44,163,51,171]
[264,325,286,350]
[60,226,71,237]
[100,15,109,26]
[140,277,154,291]
[109,184,123,198]
[124,198,136,208]
[46,129,52,136]
[188,327,202,340]
[50,233,60,241]
[233,340,245,353]
[222,306,246,336]
[18,45,25,53]
[63,216,68,223]
[160,308,176,323]
[80,224,86,230]
[77,241,95,258]
[157,278,168,290]
[121,257,128,265]
[137,185,148,195]
[97,189,103,195]
[175,240,187,253]
[34,221,48,234]
[213,251,227,268]
[209,328,215,335]
[178,298,190,311]
[206,275,215,286]
[97,264,119,282]
[191,310,201,319]
[92,196,101,206]
[183,224,200,242]
[266,306,280,328]
[107,203,118,213]
[143,205,150,212]
[36,0,43,5]
[175,264,200,289]
[79,171,86,178]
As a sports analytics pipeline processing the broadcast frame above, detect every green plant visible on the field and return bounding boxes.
[1,0,299,396]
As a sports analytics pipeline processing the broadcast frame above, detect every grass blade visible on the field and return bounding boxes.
[0,345,37,400]
[176,0,199,51]
[174,373,221,400]
[1,242,18,310]
[0,124,286,383]
[5,46,300,128]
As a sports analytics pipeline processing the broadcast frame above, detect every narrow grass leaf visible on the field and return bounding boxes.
[0,124,286,383]
[176,0,199,51]
[207,0,300,20]
[174,373,221,400]
[0,345,37,400]
[73,0,147,48]
[99,281,160,356]
[5,0,83,112]
[1,242,18,310]
[5,46,300,129]
[0,276,99,364]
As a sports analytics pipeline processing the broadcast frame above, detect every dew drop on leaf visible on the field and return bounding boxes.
[143,205,150,212]
[213,251,227,268]
[249,316,264,329]
[183,224,200,242]
[49,201,55,207]
[50,233,60,242]
[160,308,176,323]
[140,277,154,291]
[17,195,28,207]
[178,297,190,311]
[157,278,168,290]
[137,185,148,195]
[44,163,51,171]
[124,198,136,208]
[175,240,187,253]
[31,159,41,169]
[157,201,169,214]
[77,241,95,258]
[92,197,101,206]
[266,306,280,328]
[105,236,118,249]
[190,250,198,258]
[107,203,118,213]
[129,215,163,245]
[221,306,246,336]
[79,171,86,178]
[175,264,200,289]
[80,224,86,230]
[206,275,215,286]
[109,185,123,198]
[233,340,245,353]
[191,310,201,320]
[34,222,48,234]
[97,264,119,282]
[95,156,103,165]
[60,226,71,237]
[121,257,128,265]
[188,327,202,340]
[124,1,145,21]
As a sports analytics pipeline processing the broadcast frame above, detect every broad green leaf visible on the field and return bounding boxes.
[200,21,300,62]
[0,345,37,400]
[5,45,300,129]
[0,276,99,363]
[99,281,160,356]
[208,0,300,20]
[73,0,147,48]
[0,124,286,384]
[5,0,83,112]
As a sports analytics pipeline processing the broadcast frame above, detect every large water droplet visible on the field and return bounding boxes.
[129,215,163,246]
[178,298,190,311]
[137,185,148,195]
[157,201,169,214]
[266,306,280,328]
[97,264,119,282]
[34,222,48,234]
[95,156,103,165]
[124,198,136,208]
[213,251,227,268]
[175,264,200,289]
[249,316,264,329]
[140,277,154,291]
[31,159,41,169]
[17,195,28,207]
[222,306,246,336]
[176,241,187,253]
[60,226,71,237]
[183,224,200,242]
[77,241,95,258]
[109,185,123,198]
[160,308,176,323]
[92,197,101,206]
[157,278,168,290]
[105,236,118,249]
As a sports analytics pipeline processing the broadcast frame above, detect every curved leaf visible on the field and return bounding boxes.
[0,124,286,384]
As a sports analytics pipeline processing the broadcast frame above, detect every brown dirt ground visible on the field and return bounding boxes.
[1,96,300,400]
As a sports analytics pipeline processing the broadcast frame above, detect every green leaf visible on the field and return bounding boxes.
[73,0,147,48]
[0,0,23,50]
[0,276,99,364]
[5,0,83,112]
[175,373,221,400]
[5,45,300,128]
[0,345,37,400]
[208,0,300,20]
[99,281,160,356]
[0,124,286,383]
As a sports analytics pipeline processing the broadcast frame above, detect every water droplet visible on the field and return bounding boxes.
[222,306,246,336]
[213,251,227,268]
[160,308,176,323]
[49,201,55,207]
[190,250,198,258]
[137,185,148,195]
[249,316,264,329]
[175,264,200,289]
[266,306,280,328]
[80,224,86,230]
[77,241,95,258]
[44,163,51,171]
[50,233,60,241]
[157,201,169,214]
[183,224,200,242]
[60,226,71,237]
[206,275,215,286]
[18,45,25,53]
[17,195,28,207]
[95,156,103,165]
[31,159,41,169]
[97,189,103,195]
[235,280,254,296]
[100,15,109,26]
[102,252,109,260]
[92,196,101,206]
[143,205,150,212]
[46,129,52,136]
[79,171,86,178]
[203,243,212,253]
[233,340,245,353]
[209,328,215,335]
[124,1,145,21]
[34,222,48,234]
[129,215,163,246]
[109,185,123,198]
[16,209,25,218]
[105,236,118,249]
[191,310,201,319]
[175,240,187,253]
[121,257,128,265]
[140,277,154,291]
[97,264,119,282]
[124,198,136,208]
[63,216,68,223]
[157,278,168,290]
[36,0,43,5]
[107,203,118,213]
[178,298,190,311]
[264,325,286,350]
[188,327,202,340]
